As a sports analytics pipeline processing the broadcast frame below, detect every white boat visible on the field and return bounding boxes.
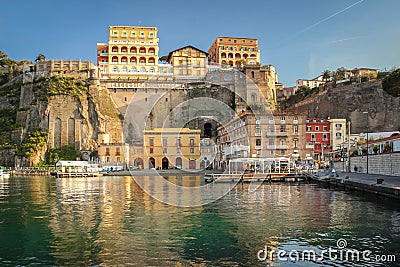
[0,169,10,178]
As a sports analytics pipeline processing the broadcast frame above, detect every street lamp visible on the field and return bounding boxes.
[363,111,369,174]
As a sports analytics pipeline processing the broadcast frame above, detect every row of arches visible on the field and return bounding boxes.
[112,66,155,73]
[54,118,75,149]
[111,56,156,64]
[133,157,196,169]
[111,46,156,54]
[221,53,256,59]
[221,60,256,67]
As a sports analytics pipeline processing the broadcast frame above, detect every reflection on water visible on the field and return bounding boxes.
[0,175,398,266]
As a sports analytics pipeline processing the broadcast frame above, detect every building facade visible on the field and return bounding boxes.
[98,142,129,170]
[295,75,325,91]
[344,68,378,80]
[143,128,201,169]
[243,64,279,107]
[330,118,347,152]
[97,26,159,79]
[167,45,207,78]
[216,111,308,170]
[208,37,260,67]
[306,118,331,160]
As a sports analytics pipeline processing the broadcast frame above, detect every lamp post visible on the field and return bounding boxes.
[347,121,351,172]
[363,111,369,174]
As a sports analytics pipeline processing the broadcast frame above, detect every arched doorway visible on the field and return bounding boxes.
[134,158,144,169]
[149,158,155,169]
[176,157,182,169]
[162,157,169,170]
[204,123,212,138]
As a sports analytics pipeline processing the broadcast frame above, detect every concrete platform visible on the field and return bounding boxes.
[310,171,400,200]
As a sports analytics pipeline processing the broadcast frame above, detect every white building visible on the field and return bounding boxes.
[295,75,326,91]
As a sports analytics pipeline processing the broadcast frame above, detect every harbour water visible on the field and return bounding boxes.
[0,175,399,266]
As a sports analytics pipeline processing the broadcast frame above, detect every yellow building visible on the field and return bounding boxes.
[208,37,260,67]
[167,45,207,77]
[98,142,129,170]
[98,26,159,79]
[244,64,279,108]
[143,128,201,169]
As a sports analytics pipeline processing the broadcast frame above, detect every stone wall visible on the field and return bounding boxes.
[349,153,400,176]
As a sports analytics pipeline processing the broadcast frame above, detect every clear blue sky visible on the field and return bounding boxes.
[1,0,399,86]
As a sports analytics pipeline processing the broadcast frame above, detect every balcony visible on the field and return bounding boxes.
[276,145,288,149]
[255,145,262,150]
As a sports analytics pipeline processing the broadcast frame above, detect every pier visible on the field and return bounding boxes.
[307,171,400,200]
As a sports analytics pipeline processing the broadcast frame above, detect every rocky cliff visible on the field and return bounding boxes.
[0,72,122,166]
[283,80,400,133]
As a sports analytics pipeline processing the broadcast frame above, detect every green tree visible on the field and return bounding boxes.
[382,68,400,97]
[35,54,46,62]
[333,67,346,81]
[322,70,331,81]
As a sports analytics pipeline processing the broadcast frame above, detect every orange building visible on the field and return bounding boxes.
[208,37,260,67]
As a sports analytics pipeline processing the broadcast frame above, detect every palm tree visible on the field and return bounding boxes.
[322,70,331,82]
[35,54,46,62]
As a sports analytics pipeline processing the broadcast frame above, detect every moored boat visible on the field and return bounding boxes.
[0,169,10,178]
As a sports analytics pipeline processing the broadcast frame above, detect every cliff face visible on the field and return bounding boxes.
[284,80,400,133]
[0,72,122,166]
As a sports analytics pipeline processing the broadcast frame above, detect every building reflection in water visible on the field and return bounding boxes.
[0,176,397,266]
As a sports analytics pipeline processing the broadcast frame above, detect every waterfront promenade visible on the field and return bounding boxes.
[311,170,400,200]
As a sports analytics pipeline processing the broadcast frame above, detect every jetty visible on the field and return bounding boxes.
[307,171,400,200]
[205,157,309,183]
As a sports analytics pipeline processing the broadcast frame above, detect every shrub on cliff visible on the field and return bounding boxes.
[382,68,400,97]
[15,130,48,158]
[35,76,88,98]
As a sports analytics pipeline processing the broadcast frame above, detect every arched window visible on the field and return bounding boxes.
[112,67,118,73]
[149,67,155,73]
[140,67,146,72]
[130,66,137,72]
[251,71,255,78]
[251,94,256,102]
[122,66,128,73]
